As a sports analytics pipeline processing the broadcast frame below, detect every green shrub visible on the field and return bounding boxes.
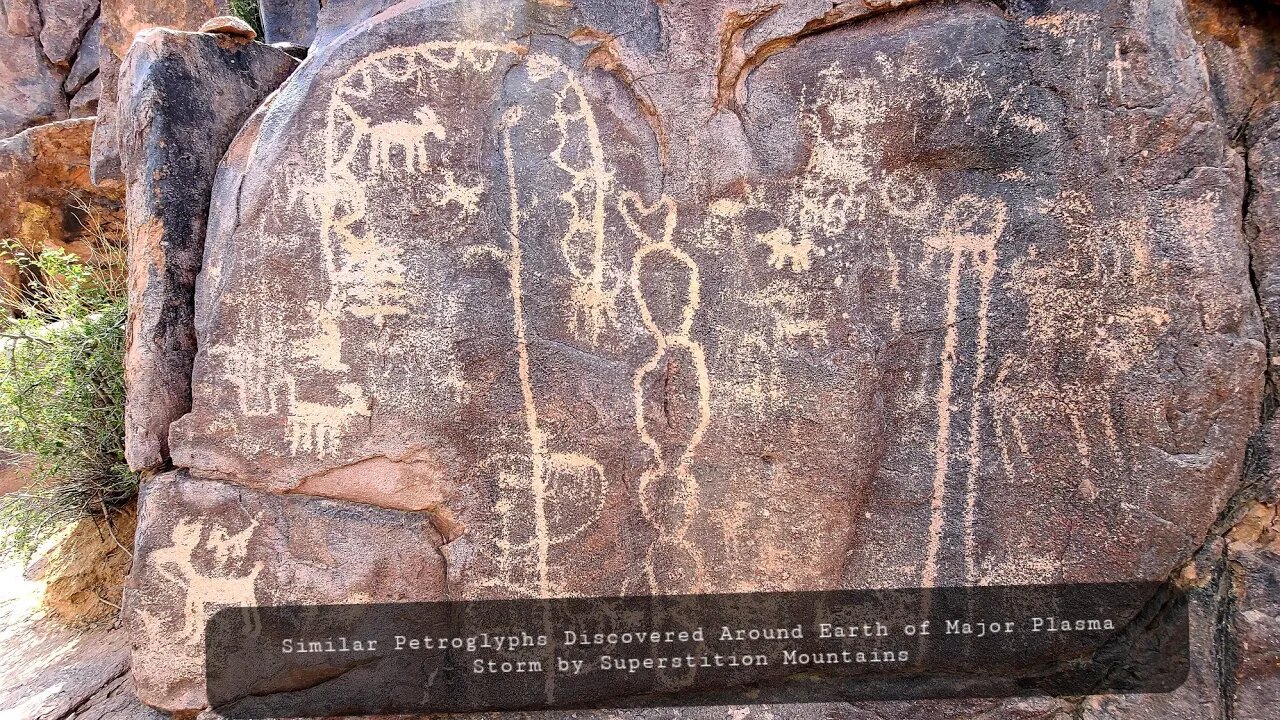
[0,241,136,561]
[227,0,265,39]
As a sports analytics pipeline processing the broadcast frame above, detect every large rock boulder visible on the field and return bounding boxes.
[169,0,1261,594]
[1188,0,1280,397]
[91,0,225,183]
[0,26,69,137]
[122,0,1277,714]
[36,0,99,66]
[64,14,101,117]
[118,27,296,470]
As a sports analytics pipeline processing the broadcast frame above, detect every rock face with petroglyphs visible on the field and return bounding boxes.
[127,470,448,710]
[120,0,1280,714]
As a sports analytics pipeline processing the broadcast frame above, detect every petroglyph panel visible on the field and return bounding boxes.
[126,471,447,711]
[165,0,1261,610]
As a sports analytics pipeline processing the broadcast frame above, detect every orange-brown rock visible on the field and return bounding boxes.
[91,0,225,183]
[0,118,123,307]
[37,502,136,626]
[0,448,32,494]
[197,15,255,41]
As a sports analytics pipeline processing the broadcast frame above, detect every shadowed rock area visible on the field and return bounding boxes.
[0,118,124,305]
[119,26,296,471]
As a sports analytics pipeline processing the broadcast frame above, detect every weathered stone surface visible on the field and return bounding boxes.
[37,0,98,66]
[126,470,449,711]
[69,72,99,116]
[65,15,101,95]
[99,0,221,68]
[119,28,296,471]
[167,0,1263,610]
[1189,0,1280,400]
[91,0,224,183]
[0,118,124,305]
[260,0,318,47]
[35,502,137,626]
[3,0,42,37]
[89,48,121,184]
[1225,501,1280,717]
[66,673,170,720]
[0,28,68,137]
[311,0,397,49]
[0,0,105,138]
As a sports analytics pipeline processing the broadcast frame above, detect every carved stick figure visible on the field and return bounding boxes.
[620,191,711,593]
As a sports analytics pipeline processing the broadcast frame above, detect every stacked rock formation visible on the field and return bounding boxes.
[0,0,234,304]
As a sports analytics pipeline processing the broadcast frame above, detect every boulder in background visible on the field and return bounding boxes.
[91,0,224,184]
[260,0,317,47]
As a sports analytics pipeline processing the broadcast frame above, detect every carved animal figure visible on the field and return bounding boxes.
[287,382,372,458]
[207,514,261,567]
[364,106,447,172]
[149,519,263,644]
[758,226,815,272]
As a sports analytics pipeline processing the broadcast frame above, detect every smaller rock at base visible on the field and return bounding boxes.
[197,16,257,42]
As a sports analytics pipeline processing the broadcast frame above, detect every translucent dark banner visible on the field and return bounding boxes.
[206,582,1188,717]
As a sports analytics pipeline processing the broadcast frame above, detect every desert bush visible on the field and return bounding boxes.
[0,239,136,561]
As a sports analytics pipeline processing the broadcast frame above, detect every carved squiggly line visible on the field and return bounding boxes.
[620,191,711,591]
[527,54,618,343]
